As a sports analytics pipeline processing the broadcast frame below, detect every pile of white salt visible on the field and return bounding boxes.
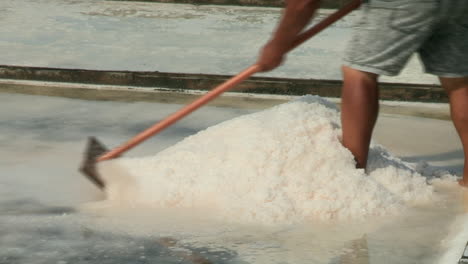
[99,96,446,225]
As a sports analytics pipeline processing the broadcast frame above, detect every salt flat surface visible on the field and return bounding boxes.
[438,211,468,264]
[0,92,466,264]
[0,0,438,84]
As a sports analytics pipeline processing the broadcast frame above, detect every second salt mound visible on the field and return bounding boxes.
[99,96,434,225]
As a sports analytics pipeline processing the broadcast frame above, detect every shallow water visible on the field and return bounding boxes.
[0,93,466,264]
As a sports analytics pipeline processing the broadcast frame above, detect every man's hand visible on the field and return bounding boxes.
[256,0,319,72]
[257,40,288,72]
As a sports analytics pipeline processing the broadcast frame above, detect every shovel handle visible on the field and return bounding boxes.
[289,0,362,52]
[97,64,260,161]
[97,0,362,162]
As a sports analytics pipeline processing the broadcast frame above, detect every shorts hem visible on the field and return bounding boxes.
[425,71,468,78]
[343,62,399,77]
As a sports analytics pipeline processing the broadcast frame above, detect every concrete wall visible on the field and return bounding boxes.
[110,0,348,9]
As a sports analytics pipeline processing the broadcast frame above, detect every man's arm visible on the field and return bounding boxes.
[257,0,320,71]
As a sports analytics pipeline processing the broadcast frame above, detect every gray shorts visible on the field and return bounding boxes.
[343,0,468,77]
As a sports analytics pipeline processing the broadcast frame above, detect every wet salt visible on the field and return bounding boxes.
[99,96,437,225]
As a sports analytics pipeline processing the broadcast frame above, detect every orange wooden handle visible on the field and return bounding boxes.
[289,0,362,52]
[97,0,362,162]
[97,65,261,161]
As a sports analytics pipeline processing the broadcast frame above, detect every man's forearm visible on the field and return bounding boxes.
[270,0,320,50]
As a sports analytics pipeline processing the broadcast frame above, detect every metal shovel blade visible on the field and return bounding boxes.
[79,137,108,189]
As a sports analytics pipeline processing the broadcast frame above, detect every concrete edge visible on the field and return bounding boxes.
[0,79,450,120]
[0,65,448,102]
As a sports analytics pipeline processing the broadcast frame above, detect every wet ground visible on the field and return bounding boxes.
[0,92,467,264]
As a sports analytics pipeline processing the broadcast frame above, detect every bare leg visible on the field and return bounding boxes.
[341,66,379,169]
[440,77,468,187]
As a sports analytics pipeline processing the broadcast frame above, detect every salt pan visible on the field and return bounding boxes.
[99,96,436,225]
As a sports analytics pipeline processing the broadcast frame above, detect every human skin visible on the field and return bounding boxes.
[340,67,468,188]
[440,77,468,187]
[256,0,319,71]
[258,1,468,187]
[340,66,378,170]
